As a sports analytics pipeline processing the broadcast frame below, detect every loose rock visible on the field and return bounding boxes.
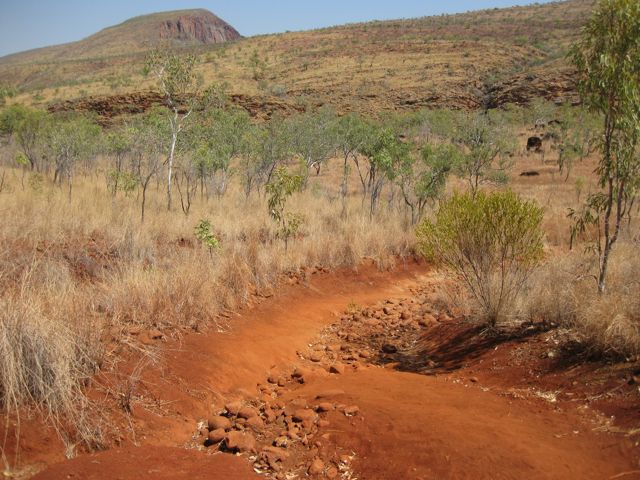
[246,415,265,431]
[308,458,325,475]
[329,363,345,375]
[344,405,360,416]
[238,406,258,419]
[225,401,242,416]
[208,416,232,431]
[207,428,226,444]
[293,408,318,423]
[316,402,334,413]
[225,430,256,454]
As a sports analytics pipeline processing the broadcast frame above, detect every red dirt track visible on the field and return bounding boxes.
[11,262,640,479]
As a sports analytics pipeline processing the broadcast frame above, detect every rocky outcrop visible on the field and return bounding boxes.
[485,68,580,108]
[160,12,241,44]
[47,91,307,125]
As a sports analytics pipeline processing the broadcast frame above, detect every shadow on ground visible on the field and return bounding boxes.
[371,321,548,374]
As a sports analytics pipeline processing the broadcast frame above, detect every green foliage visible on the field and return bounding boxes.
[241,114,291,197]
[0,105,49,170]
[44,114,100,192]
[359,126,410,215]
[194,219,221,252]
[547,106,600,178]
[129,108,171,221]
[574,175,586,201]
[184,108,252,196]
[0,84,17,107]
[144,48,205,211]
[397,143,461,224]
[569,0,640,293]
[334,113,371,158]
[418,109,459,141]
[144,49,200,101]
[15,151,29,168]
[201,81,230,110]
[416,144,461,200]
[132,107,171,154]
[266,167,304,248]
[417,191,544,326]
[248,50,267,81]
[288,107,337,179]
[453,111,514,196]
[526,98,557,127]
[105,129,133,157]
[107,170,138,196]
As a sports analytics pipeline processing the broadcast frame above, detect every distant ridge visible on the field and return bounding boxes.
[0,9,241,64]
[0,0,595,117]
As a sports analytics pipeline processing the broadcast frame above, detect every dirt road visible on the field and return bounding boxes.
[26,262,640,479]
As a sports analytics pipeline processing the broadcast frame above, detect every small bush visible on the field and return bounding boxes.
[416,190,544,326]
[194,219,221,252]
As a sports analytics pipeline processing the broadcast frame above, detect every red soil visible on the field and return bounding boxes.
[5,261,640,479]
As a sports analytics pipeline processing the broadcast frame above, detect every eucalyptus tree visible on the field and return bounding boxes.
[569,0,640,293]
[144,49,203,210]
[288,107,337,184]
[194,108,253,197]
[398,143,461,225]
[360,127,409,217]
[333,113,370,214]
[44,114,100,199]
[0,105,48,171]
[130,108,170,222]
[453,111,513,197]
[105,127,134,196]
[242,114,292,198]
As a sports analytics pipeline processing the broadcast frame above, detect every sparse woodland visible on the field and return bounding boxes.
[0,0,638,471]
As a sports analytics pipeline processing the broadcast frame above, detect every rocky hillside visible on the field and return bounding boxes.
[0,1,594,118]
[0,9,240,65]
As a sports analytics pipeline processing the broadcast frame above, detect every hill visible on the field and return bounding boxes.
[0,1,594,119]
[0,9,241,65]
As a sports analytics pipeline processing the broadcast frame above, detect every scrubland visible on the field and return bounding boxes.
[0,165,413,448]
[1,55,638,470]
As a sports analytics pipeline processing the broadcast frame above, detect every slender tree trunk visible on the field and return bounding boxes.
[167,113,178,211]
[597,113,616,294]
[340,154,349,218]
[141,181,149,223]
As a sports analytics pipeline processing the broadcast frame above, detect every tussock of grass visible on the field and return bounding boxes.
[0,284,104,454]
[525,242,640,359]
[0,168,413,449]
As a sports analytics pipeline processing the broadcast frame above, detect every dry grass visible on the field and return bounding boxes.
[524,242,640,359]
[0,162,413,449]
[505,135,640,357]
[2,0,593,115]
[0,281,104,457]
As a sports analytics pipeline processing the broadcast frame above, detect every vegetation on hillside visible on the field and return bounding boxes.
[0,1,593,116]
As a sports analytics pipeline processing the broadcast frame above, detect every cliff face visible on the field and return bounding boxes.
[160,11,241,44]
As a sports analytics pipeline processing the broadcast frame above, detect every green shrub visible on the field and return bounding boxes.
[266,167,304,250]
[416,190,544,326]
[194,219,221,253]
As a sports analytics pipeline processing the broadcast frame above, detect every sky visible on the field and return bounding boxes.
[0,0,558,57]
